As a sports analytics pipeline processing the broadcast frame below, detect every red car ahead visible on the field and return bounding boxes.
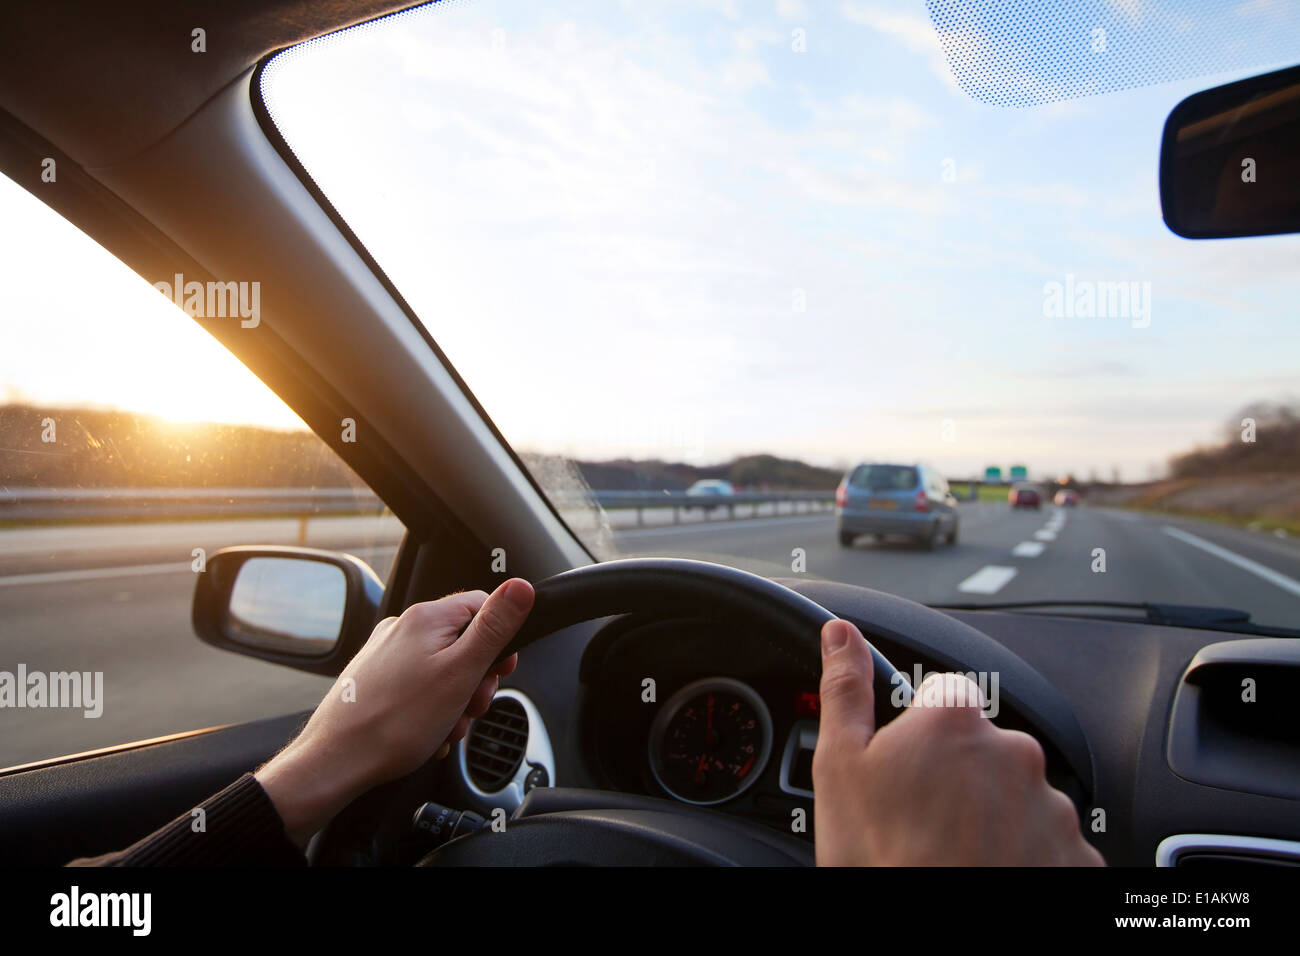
[1009,483,1041,509]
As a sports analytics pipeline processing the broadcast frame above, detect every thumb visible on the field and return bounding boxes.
[816,619,876,754]
[453,578,534,674]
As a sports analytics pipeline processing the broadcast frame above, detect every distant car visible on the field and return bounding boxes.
[1009,483,1041,509]
[686,479,734,496]
[835,463,958,550]
[1053,488,1080,507]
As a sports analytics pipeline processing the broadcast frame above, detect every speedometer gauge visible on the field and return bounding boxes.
[649,677,773,806]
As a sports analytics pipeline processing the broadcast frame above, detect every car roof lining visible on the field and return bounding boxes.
[0,0,422,167]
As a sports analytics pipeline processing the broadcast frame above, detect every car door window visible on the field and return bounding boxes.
[0,173,405,770]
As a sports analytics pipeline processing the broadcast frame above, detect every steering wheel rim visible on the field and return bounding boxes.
[498,557,912,726]
[318,559,914,867]
[414,558,914,867]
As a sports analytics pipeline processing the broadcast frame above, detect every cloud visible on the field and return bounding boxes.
[787,163,946,213]
[839,1,967,96]
[841,1,939,52]
[719,56,772,91]
[698,0,742,20]
[732,25,785,52]
[801,90,938,132]
[1006,359,1134,380]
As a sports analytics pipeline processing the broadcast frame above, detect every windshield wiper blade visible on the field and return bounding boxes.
[1142,603,1250,627]
[935,599,1150,616]
[932,600,1299,637]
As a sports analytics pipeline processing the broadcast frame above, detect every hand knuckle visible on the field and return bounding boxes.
[1001,729,1046,776]
[820,665,864,701]
[400,601,441,628]
[913,673,984,719]
[1049,789,1080,831]
[474,602,512,638]
[914,698,981,737]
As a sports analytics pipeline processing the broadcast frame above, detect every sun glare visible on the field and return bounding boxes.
[0,174,305,431]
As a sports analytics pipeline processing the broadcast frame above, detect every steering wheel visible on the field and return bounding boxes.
[413,558,912,867]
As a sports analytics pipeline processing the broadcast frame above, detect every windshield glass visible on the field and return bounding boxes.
[852,466,919,492]
[262,0,1300,633]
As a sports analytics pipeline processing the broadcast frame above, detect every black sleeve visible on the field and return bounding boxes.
[66,772,307,867]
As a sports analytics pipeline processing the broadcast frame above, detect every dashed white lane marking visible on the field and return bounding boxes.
[957,565,1018,594]
[0,546,397,588]
[1013,541,1045,557]
[1162,526,1300,600]
[1034,530,1057,541]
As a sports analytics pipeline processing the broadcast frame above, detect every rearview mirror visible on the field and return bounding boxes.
[193,546,383,675]
[1160,63,1300,239]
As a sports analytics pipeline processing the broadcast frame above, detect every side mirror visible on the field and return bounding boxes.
[1160,63,1300,238]
[192,546,383,675]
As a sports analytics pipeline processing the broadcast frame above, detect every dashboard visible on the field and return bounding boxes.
[574,612,1084,843]
[581,618,822,835]
[443,576,1300,866]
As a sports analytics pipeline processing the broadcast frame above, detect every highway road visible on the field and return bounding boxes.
[2,504,1299,769]
[613,503,1300,623]
[0,515,403,771]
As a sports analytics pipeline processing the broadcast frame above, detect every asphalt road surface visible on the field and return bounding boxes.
[2,504,1298,769]
[0,515,402,770]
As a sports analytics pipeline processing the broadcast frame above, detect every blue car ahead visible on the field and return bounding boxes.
[835,463,959,550]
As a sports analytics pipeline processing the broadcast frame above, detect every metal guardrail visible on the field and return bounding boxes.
[0,487,388,522]
[581,490,834,526]
[0,487,836,526]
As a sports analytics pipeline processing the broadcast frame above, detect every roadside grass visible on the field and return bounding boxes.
[1111,504,1300,538]
[1090,473,1300,540]
[950,483,1013,503]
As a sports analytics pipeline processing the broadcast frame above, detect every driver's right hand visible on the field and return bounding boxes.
[812,619,1105,866]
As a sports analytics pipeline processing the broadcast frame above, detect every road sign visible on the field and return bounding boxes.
[1010,465,1028,480]
[984,466,1003,482]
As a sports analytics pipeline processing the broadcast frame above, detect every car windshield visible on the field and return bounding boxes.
[852,466,917,491]
[262,0,1300,634]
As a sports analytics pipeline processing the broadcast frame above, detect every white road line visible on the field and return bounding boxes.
[1162,526,1300,600]
[1013,541,1045,557]
[0,545,398,588]
[1034,530,1057,541]
[0,562,191,587]
[957,565,1018,594]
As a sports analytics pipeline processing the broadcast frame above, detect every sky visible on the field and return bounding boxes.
[0,174,304,431]
[3,0,1299,482]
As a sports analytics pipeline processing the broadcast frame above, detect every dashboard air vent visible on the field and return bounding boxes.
[465,696,528,792]
[1158,834,1300,868]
